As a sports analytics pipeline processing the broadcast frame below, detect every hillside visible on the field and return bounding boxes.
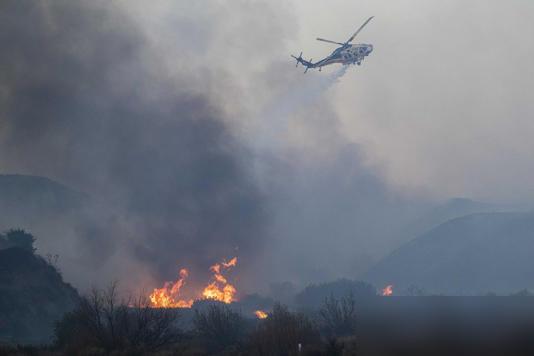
[364,212,534,295]
[0,247,79,344]
[406,198,497,236]
[0,174,87,230]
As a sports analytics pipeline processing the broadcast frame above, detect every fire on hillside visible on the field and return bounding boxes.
[381,284,393,296]
[149,257,238,308]
[254,310,268,319]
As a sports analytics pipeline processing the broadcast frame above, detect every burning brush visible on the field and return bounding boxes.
[149,257,238,308]
[381,284,393,296]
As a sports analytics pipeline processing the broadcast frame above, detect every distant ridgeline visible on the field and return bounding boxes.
[0,230,79,345]
[0,174,87,231]
[364,212,534,295]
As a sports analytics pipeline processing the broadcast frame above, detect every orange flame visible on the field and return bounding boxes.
[149,257,238,308]
[201,257,238,304]
[255,310,268,319]
[222,257,237,268]
[149,268,194,308]
[381,284,393,296]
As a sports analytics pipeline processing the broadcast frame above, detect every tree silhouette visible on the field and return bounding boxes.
[193,303,245,352]
[319,293,357,338]
[2,229,36,253]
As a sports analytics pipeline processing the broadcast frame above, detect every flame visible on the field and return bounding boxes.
[149,268,194,308]
[255,310,268,319]
[222,257,237,268]
[201,257,238,303]
[381,284,393,296]
[149,257,238,308]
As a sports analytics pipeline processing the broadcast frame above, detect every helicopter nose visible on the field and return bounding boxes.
[368,45,373,53]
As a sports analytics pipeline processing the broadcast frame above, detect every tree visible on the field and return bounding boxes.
[295,279,376,308]
[193,303,245,352]
[249,303,321,356]
[55,283,181,354]
[405,284,426,296]
[319,293,357,338]
[3,229,36,253]
[510,289,533,297]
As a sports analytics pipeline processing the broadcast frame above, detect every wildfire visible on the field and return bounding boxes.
[149,268,194,308]
[381,284,393,296]
[149,257,238,308]
[255,310,268,319]
[201,257,238,304]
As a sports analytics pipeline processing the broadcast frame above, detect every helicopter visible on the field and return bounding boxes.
[291,16,374,73]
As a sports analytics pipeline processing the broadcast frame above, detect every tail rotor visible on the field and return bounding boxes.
[292,52,303,67]
[291,52,315,73]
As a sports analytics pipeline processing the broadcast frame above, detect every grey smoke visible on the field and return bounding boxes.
[0,0,266,291]
[254,66,349,152]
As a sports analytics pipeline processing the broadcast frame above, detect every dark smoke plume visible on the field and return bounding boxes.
[0,1,265,290]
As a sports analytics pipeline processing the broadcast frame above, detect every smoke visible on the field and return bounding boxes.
[255,66,349,151]
[0,0,267,292]
[243,62,428,286]
[0,0,449,293]
[294,0,534,203]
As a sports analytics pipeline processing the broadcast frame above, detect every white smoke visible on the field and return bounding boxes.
[253,65,350,152]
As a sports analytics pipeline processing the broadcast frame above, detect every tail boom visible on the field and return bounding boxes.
[291,52,315,72]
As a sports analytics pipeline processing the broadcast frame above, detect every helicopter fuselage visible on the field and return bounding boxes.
[315,43,374,68]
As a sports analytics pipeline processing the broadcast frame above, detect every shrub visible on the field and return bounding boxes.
[319,293,357,338]
[192,303,245,353]
[405,284,426,296]
[295,279,376,308]
[0,229,36,253]
[509,289,533,297]
[54,283,181,354]
[249,303,321,356]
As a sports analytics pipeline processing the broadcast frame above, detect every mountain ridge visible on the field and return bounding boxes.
[364,212,534,295]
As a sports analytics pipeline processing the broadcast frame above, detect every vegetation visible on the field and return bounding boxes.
[295,279,376,308]
[7,281,534,354]
[509,289,533,297]
[319,293,357,338]
[0,272,372,355]
[0,233,372,355]
[248,303,321,355]
[193,303,245,353]
[0,231,79,345]
[405,284,427,297]
[0,229,36,253]
[54,284,181,355]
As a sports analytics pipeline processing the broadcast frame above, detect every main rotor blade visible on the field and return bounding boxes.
[346,16,374,44]
[316,38,345,46]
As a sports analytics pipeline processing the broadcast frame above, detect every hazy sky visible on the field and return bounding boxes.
[296,1,534,202]
[122,0,534,203]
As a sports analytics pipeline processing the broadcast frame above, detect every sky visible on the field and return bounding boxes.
[122,0,534,202]
[296,1,534,202]
[1,0,534,294]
